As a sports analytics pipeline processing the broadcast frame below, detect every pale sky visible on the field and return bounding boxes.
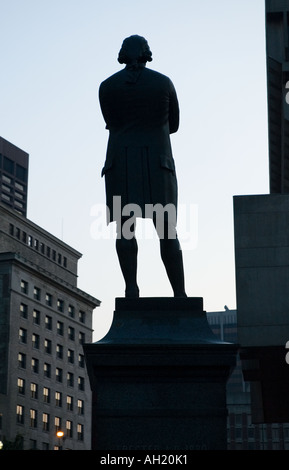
[0,0,269,341]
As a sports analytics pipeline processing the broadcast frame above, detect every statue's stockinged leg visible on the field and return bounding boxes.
[116,218,139,298]
[154,218,187,298]
[159,237,187,298]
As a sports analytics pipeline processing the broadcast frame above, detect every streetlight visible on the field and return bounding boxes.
[56,431,64,450]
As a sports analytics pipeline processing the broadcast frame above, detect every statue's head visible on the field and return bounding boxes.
[118,35,152,65]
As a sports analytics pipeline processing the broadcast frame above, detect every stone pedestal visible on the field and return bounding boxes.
[84,297,237,450]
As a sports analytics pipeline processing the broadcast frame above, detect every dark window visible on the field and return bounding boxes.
[3,156,14,174]
[16,163,27,182]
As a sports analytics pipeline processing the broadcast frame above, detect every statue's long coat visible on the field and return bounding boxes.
[99,66,179,223]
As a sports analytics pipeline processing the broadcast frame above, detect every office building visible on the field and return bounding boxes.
[0,202,100,449]
[0,137,29,216]
[207,307,289,450]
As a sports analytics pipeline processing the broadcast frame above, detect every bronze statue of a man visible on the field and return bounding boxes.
[99,35,187,298]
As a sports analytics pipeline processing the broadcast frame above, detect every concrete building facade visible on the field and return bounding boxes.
[0,203,100,449]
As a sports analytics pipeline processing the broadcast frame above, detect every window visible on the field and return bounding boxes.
[67,396,73,411]
[30,439,37,450]
[67,372,74,387]
[31,383,38,399]
[30,409,37,428]
[45,315,52,330]
[18,352,26,369]
[16,163,27,181]
[33,309,40,325]
[79,310,85,323]
[31,358,39,374]
[32,333,40,349]
[20,280,28,294]
[3,156,14,173]
[56,344,63,359]
[68,349,74,364]
[77,399,84,415]
[43,387,50,404]
[17,378,25,395]
[55,416,61,432]
[45,293,52,307]
[44,363,51,378]
[15,181,24,191]
[78,376,85,391]
[19,327,27,343]
[44,339,52,354]
[57,321,64,336]
[77,424,84,441]
[56,368,63,383]
[34,287,41,301]
[79,332,85,345]
[68,305,75,318]
[9,223,14,235]
[68,326,75,341]
[16,405,24,424]
[66,420,73,438]
[55,391,62,407]
[57,299,64,312]
[78,354,85,368]
[20,303,28,319]
[42,413,49,432]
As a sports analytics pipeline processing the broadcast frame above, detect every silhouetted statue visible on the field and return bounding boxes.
[99,35,187,298]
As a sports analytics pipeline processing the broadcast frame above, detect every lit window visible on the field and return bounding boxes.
[17,378,25,395]
[66,420,73,438]
[55,391,62,407]
[43,387,50,404]
[68,326,75,341]
[20,303,28,318]
[44,363,51,378]
[77,399,84,415]
[77,423,83,441]
[20,280,28,294]
[68,349,74,364]
[19,327,27,343]
[67,396,73,411]
[78,376,85,391]
[33,287,41,301]
[16,405,24,424]
[42,413,49,432]
[30,409,37,428]
[32,333,40,349]
[30,383,38,399]
[33,309,40,325]
[79,311,85,324]
[18,353,26,369]
[31,358,39,374]
[44,339,52,354]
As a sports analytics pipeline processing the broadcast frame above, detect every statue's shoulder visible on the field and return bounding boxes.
[100,70,126,89]
[143,68,174,87]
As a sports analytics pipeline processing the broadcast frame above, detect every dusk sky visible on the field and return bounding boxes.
[1,0,268,340]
